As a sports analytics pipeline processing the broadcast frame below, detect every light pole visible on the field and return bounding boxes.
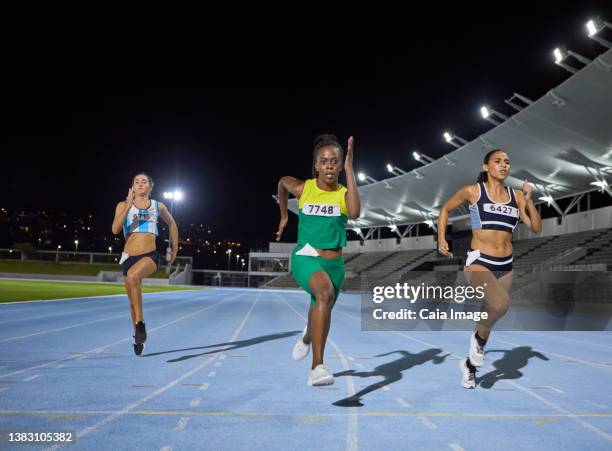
[74,240,79,256]
[235,254,240,269]
[227,249,232,270]
[56,245,61,264]
[108,246,112,255]
[163,190,184,272]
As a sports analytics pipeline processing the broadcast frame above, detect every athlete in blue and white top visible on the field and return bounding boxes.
[111,172,179,356]
[437,149,542,388]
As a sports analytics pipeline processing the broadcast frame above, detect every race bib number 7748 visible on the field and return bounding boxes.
[302,203,341,217]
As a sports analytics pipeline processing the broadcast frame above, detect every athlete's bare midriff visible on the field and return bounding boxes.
[124,233,157,255]
[316,248,342,259]
[471,229,513,257]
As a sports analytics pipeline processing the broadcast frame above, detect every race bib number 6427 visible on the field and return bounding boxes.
[302,203,341,217]
[484,203,519,218]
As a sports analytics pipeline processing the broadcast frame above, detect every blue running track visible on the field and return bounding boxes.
[0,288,611,450]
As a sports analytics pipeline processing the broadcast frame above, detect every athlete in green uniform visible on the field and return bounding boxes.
[276,134,361,386]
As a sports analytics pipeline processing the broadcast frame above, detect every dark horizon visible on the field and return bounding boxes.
[3,5,612,251]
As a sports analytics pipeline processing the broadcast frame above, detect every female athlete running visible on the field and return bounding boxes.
[438,149,542,388]
[276,134,361,386]
[111,173,179,355]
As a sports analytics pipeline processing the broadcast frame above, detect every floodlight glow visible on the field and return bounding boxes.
[480,106,490,118]
[389,224,397,232]
[587,20,599,37]
[163,192,173,199]
[539,195,553,205]
[386,164,394,173]
[74,240,79,245]
[443,131,453,142]
[353,227,362,235]
[590,181,607,188]
[553,47,565,64]
[412,151,421,161]
[173,191,184,201]
[358,172,366,182]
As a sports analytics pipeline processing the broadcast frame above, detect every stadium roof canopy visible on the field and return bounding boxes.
[283,47,612,231]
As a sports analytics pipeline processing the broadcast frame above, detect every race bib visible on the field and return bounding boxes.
[302,203,340,217]
[484,203,519,218]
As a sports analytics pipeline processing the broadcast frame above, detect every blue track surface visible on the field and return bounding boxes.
[0,288,611,450]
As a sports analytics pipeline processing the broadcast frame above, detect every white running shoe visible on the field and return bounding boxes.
[307,364,335,386]
[469,332,485,367]
[292,326,310,361]
[459,358,476,389]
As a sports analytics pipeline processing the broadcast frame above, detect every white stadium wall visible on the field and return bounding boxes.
[513,205,612,240]
[344,235,436,253]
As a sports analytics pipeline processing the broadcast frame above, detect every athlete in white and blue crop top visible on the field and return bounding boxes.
[111,172,179,356]
[437,149,542,388]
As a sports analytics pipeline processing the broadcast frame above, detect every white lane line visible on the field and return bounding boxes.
[417,416,437,430]
[174,417,189,431]
[160,446,173,451]
[45,292,259,451]
[0,288,206,305]
[23,375,41,382]
[586,400,609,409]
[334,308,612,444]
[395,397,411,408]
[449,443,466,451]
[7,409,612,419]
[0,294,227,379]
[190,398,201,407]
[495,338,612,372]
[208,372,216,378]
[199,383,210,391]
[0,294,202,343]
[277,294,358,451]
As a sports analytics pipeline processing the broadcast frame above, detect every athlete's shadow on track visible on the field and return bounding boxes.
[332,349,449,407]
[478,346,549,389]
[142,331,300,363]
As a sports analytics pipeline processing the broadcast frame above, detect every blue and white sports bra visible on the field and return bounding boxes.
[123,200,159,238]
[469,182,519,233]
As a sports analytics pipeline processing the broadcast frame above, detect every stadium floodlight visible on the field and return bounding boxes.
[388,224,397,232]
[74,239,79,254]
[480,105,509,126]
[424,219,434,228]
[586,17,612,48]
[553,46,592,74]
[386,164,407,175]
[538,195,554,206]
[443,131,468,149]
[590,179,611,195]
[413,151,435,165]
[358,172,378,184]
[108,246,112,254]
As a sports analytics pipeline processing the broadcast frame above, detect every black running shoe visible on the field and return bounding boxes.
[133,341,145,356]
[134,321,147,345]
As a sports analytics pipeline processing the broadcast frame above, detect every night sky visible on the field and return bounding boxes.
[3,4,612,248]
